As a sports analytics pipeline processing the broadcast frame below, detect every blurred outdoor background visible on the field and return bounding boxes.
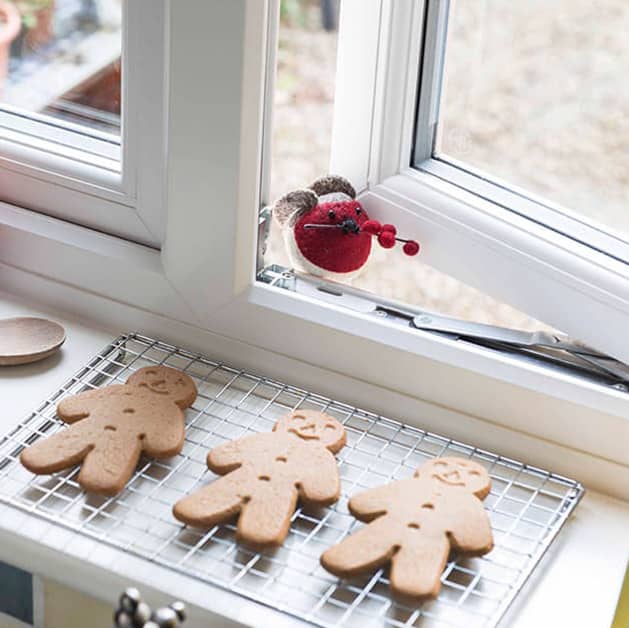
[266,0,629,331]
[0,0,121,134]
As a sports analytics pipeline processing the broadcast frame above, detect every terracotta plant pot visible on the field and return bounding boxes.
[0,1,20,96]
[25,0,55,50]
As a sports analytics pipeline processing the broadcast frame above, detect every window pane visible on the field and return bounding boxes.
[265,0,551,332]
[436,0,629,240]
[0,0,122,136]
[269,0,338,201]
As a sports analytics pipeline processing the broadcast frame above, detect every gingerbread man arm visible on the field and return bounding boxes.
[348,479,414,522]
[173,471,247,528]
[297,446,340,506]
[57,387,124,423]
[207,434,261,474]
[443,493,494,553]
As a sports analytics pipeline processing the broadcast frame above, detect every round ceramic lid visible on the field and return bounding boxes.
[0,317,66,366]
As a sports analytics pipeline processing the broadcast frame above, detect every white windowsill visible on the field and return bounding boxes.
[1,201,629,502]
[0,290,627,628]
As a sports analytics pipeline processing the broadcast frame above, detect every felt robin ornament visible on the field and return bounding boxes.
[272,175,420,280]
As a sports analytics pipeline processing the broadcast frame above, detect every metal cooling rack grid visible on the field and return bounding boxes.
[0,333,583,628]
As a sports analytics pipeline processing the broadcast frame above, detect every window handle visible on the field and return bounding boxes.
[413,314,604,357]
[413,314,629,383]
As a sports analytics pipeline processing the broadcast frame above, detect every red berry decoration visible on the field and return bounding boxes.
[362,220,382,235]
[377,231,396,249]
[381,224,397,236]
[403,240,420,256]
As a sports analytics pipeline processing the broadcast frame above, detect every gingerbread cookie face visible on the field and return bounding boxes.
[127,366,197,407]
[321,457,493,600]
[273,409,346,453]
[417,457,491,498]
[173,410,347,547]
[20,366,197,496]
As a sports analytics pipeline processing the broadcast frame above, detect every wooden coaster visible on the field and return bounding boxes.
[0,317,66,366]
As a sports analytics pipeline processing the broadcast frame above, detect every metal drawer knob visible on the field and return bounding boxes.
[114,588,186,627]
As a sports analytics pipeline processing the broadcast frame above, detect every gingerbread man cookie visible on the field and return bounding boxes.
[21,366,197,495]
[321,457,493,599]
[173,410,346,547]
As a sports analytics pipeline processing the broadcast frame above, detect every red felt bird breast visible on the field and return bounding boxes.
[293,200,372,273]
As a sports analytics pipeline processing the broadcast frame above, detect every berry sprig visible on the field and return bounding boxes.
[362,220,420,256]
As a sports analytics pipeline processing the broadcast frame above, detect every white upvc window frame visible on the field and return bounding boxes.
[0,0,627,494]
[0,0,167,247]
[414,0,629,267]
[329,0,629,366]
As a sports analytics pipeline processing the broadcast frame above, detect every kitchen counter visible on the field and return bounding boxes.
[0,289,627,628]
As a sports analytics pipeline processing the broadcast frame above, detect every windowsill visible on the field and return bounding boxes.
[1,204,629,498]
[0,290,627,627]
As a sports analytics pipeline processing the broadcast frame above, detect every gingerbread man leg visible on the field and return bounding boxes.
[389,535,449,599]
[321,519,397,577]
[173,472,247,528]
[237,483,299,546]
[78,428,144,495]
[21,421,96,475]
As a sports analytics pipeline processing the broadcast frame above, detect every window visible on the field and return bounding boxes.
[2,0,121,136]
[264,0,553,333]
[1,1,627,486]
[0,0,167,246]
[419,0,629,263]
[261,0,629,368]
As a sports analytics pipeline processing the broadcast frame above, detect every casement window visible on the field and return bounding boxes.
[1,0,628,493]
[260,0,629,364]
[0,0,166,246]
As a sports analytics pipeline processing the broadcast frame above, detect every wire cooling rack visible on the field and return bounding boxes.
[0,333,583,628]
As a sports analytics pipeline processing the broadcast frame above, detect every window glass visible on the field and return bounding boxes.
[265,0,550,332]
[0,0,122,136]
[436,0,629,241]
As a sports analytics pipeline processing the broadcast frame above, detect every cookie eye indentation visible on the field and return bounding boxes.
[324,424,336,430]
[276,456,287,463]
[469,470,481,476]
[407,523,420,529]
[105,425,117,431]
[421,503,434,510]
[258,475,271,482]
[124,408,135,414]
